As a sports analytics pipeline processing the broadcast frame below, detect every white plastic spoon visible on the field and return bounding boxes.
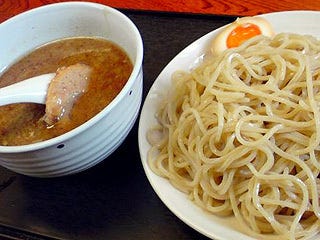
[0,73,55,106]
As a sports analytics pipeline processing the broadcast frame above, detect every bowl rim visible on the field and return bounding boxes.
[0,1,144,153]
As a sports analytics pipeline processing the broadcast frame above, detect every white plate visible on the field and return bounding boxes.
[138,11,320,240]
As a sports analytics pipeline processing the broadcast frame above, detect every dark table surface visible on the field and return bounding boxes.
[0,11,235,240]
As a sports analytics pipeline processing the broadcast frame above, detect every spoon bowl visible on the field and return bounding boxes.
[0,73,54,106]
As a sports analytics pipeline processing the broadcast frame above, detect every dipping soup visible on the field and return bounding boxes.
[0,37,133,146]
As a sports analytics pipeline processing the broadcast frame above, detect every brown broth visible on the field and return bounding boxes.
[0,37,133,146]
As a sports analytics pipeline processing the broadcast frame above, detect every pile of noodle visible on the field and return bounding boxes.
[147,33,320,240]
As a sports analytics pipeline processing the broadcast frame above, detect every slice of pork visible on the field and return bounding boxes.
[43,63,92,126]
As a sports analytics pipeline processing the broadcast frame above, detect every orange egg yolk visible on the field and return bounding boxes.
[226,23,262,48]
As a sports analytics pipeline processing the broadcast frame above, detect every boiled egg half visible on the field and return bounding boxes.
[211,16,274,55]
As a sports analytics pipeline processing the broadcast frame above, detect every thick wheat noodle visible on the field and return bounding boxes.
[147,33,320,240]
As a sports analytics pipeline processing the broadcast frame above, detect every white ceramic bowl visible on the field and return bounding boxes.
[0,2,143,177]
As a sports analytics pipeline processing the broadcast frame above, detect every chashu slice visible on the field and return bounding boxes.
[43,63,92,126]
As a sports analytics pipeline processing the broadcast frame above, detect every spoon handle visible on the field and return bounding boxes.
[0,73,54,106]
